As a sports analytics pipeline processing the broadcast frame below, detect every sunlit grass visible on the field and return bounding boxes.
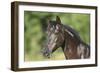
[25,48,65,61]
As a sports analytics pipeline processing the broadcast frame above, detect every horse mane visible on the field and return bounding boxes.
[62,24,90,47]
[62,24,82,41]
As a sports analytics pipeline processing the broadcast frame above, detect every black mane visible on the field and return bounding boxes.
[63,24,89,47]
[63,24,82,41]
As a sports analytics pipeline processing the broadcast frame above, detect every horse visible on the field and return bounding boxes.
[42,16,90,59]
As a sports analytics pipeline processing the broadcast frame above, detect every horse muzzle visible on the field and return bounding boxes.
[42,48,51,58]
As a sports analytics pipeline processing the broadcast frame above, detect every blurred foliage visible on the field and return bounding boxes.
[24,11,90,61]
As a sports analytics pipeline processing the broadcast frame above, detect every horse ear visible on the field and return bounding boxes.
[47,19,50,26]
[47,19,51,30]
[47,17,52,24]
[56,16,61,24]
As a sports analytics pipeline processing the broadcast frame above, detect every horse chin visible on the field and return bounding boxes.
[44,53,51,58]
[47,55,51,58]
[42,50,51,58]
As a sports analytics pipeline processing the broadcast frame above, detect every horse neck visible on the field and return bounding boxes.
[61,30,68,51]
[61,30,70,59]
[61,30,90,59]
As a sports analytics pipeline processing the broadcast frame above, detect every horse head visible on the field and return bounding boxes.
[42,16,65,58]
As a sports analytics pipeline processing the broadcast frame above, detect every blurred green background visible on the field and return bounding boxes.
[24,11,90,61]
